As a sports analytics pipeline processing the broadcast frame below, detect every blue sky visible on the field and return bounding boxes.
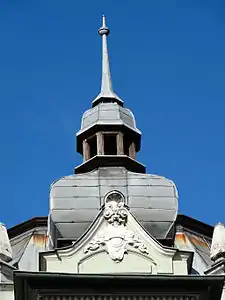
[0,0,224,228]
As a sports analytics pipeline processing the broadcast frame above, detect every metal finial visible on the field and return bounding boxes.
[98,15,110,36]
[92,16,123,107]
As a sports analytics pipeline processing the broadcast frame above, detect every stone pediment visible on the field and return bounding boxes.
[41,191,192,275]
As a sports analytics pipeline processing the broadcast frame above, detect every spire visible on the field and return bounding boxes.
[92,15,123,107]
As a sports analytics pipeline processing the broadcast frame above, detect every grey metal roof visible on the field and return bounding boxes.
[9,226,47,271]
[49,166,178,247]
[175,226,212,275]
[77,102,141,136]
[10,234,32,266]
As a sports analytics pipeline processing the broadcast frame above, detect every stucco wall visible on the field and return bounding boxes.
[0,285,14,300]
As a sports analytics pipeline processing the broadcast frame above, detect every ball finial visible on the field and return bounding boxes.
[98,15,110,36]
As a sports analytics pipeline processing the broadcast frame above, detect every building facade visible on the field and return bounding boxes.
[0,16,225,300]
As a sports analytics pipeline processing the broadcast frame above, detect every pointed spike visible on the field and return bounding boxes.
[92,16,123,107]
[102,15,106,27]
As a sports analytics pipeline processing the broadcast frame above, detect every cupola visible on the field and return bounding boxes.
[75,16,145,174]
[48,16,178,249]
